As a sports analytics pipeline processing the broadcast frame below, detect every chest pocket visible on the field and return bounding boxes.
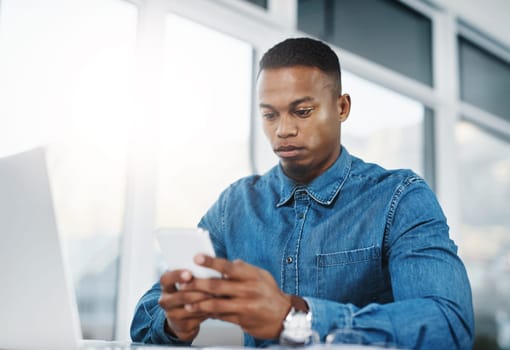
[316,246,382,306]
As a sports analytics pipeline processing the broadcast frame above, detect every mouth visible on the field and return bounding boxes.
[275,145,304,159]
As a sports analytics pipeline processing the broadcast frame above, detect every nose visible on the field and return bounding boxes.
[276,114,298,138]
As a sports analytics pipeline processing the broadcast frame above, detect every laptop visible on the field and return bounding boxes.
[0,148,82,350]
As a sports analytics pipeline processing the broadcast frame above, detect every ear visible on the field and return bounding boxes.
[337,93,351,122]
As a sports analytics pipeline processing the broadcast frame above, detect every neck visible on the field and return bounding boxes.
[283,146,342,185]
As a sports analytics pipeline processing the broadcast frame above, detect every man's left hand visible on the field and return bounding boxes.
[178,254,292,340]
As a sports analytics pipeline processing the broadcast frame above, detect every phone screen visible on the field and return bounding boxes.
[155,227,221,278]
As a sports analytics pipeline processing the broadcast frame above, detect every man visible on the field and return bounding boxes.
[131,37,474,348]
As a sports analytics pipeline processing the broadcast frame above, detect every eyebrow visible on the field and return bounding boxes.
[259,96,315,110]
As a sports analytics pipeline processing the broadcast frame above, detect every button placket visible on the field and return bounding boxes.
[282,189,310,295]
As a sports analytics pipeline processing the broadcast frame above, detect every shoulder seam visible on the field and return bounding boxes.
[382,174,424,257]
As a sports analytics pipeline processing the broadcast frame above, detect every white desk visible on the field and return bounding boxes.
[81,341,395,350]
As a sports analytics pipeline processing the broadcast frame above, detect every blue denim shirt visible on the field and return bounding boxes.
[131,147,474,349]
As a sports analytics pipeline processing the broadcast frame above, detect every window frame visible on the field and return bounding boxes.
[113,0,510,340]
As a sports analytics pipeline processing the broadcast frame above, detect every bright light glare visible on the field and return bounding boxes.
[342,71,424,174]
[342,71,423,137]
[0,0,138,236]
[0,0,136,154]
[156,14,253,228]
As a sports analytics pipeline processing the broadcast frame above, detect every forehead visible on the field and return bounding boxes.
[257,66,333,102]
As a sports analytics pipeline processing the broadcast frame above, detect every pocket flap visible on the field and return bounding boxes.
[317,246,381,267]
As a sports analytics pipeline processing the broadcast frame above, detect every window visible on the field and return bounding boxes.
[153,17,253,343]
[456,121,510,348]
[459,36,510,122]
[0,0,137,339]
[298,0,433,86]
[155,14,253,230]
[242,0,268,9]
[342,71,433,184]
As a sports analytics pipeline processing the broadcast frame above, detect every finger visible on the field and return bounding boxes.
[194,255,257,280]
[184,296,243,315]
[165,305,210,320]
[210,313,241,326]
[180,277,255,299]
[159,290,213,310]
[160,270,193,292]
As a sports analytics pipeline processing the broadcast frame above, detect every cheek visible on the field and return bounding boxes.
[262,122,274,141]
[305,118,339,147]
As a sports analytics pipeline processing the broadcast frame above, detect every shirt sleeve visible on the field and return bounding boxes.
[130,282,191,345]
[304,178,474,349]
[198,186,228,259]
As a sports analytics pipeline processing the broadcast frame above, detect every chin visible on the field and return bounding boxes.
[281,161,312,179]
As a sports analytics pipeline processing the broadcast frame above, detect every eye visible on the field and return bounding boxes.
[294,107,314,118]
[262,111,277,120]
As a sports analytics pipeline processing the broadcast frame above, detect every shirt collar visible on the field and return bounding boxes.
[276,146,352,207]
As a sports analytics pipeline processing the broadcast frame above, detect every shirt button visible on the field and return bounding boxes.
[286,256,293,264]
[298,213,305,219]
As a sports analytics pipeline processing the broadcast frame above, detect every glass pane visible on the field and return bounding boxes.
[456,121,510,349]
[297,0,327,39]
[0,0,138,340]
[342,71,427,178]
[156,14,253,230]
[242,0,268,9]
[298,0,433,86]
[459,37,510,122]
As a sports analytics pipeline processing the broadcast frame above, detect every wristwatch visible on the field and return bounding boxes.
[279,296,313,346]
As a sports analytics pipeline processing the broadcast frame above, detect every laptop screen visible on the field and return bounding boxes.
[0,148,82,350]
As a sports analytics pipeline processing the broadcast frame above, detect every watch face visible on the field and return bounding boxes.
[281,309,314,345]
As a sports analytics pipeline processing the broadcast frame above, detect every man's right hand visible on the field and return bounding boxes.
[158,270,213,342]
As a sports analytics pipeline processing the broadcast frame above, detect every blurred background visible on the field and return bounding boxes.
[0,0,509,348]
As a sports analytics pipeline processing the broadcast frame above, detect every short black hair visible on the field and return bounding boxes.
[259,37,342,93]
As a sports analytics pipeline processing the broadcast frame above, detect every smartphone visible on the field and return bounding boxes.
[155,227,221,279]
